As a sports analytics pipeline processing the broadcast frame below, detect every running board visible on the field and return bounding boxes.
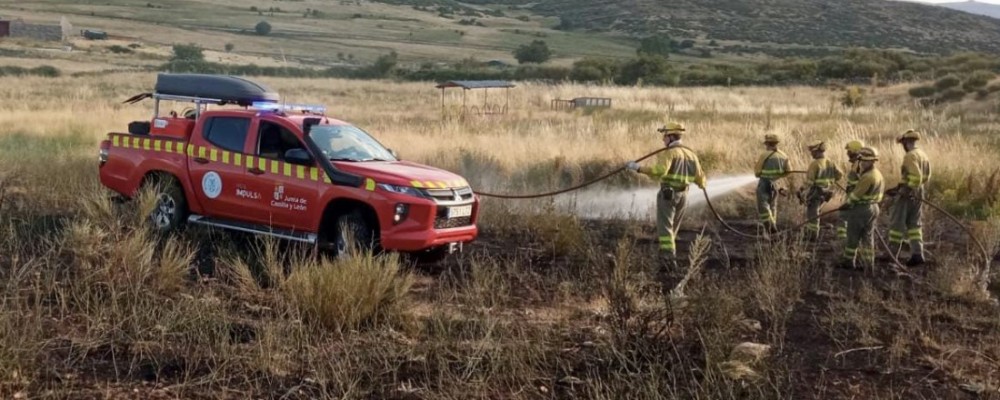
[187,215,317,244]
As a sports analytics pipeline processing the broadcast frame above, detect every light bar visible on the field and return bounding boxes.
[251,101,327,114]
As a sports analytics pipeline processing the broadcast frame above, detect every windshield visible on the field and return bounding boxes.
[309,124,396,162]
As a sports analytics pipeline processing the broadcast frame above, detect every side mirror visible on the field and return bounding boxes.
[389,149,399,160]
[285,149,313,166]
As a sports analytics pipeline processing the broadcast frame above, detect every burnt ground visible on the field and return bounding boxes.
[434,215,1000,399]
[5,209,999,399]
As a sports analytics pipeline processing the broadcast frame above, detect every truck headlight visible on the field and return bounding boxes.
[378,183,425,198]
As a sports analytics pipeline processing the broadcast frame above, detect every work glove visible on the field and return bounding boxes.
[778,188,788,197]
[885,186,900,197]
[625,161,640,172]
[838,203,852,212]
[795,188,806,205]
[822,190,834,202]
[695,177,707,190]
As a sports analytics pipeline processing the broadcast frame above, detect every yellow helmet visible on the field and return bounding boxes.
[896,129,921,143]
[763,134,780,144]
[657,121,685,134]
[807,140,827,152]
[844,140,865,152]
[858,147,879,161]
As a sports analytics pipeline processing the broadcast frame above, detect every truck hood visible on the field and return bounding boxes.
[333,160,469,189]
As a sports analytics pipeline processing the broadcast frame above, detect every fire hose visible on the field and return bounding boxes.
[474,149,994,271]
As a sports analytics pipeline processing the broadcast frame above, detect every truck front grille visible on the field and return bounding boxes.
[435,216,473,229]
[425,187,474,204]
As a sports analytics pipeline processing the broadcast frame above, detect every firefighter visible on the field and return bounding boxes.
[754,134,792,232]
[626,122,707,267]
[838,147,884,270]
[887,129,932,266]
[799,141,843,238]
[838,140,865,240]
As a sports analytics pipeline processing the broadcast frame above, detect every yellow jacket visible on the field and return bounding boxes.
[848,168,884,205]
[641,143,707,190]
[901,148,931,188]
[806,157,843,189]
[755,150,792,180]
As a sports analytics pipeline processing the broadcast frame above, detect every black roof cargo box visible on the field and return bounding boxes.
[154,73,280,106]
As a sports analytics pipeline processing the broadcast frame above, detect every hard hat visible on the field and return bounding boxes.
[657,121,685,134]
[763,134,780,144]
[807,140,827,152]
[844,140,864,152]
[858,147,879,161]
[896,129,921,143]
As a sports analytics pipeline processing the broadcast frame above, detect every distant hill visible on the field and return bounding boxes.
[937,1,1000,19]
[515,0,1000,54]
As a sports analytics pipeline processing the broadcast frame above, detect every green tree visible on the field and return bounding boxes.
[371,51,399,77]
[570,57,619,83]
[637,35,673,57]
[617,54,671,85]
[513,40,551,64]
[171,44,204,62]
[255,20,272,36]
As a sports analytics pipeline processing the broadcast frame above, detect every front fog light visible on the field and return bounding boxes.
[393,203,409,224]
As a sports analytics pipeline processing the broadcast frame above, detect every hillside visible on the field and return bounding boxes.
[519,0,1000,54]
[939,0,1000,19]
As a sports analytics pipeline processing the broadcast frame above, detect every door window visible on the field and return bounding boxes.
[203,117,251,152]
[257,121,305,161]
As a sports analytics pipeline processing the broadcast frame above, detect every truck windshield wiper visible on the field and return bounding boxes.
[329,158,360,162]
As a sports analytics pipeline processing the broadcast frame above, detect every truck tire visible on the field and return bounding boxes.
[333,210,376,258]
[149,177,188,232]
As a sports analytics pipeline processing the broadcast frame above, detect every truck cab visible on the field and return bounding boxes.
[99,74,478,260]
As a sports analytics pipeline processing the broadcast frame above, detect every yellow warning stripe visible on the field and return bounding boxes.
[107,134,470,191]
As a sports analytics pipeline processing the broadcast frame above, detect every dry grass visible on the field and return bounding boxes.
[0,73,999,398]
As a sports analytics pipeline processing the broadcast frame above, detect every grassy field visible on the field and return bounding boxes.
[1,73,999,398]
[0,0,642,68]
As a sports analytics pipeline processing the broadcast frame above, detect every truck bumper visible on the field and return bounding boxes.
[380,225,478,252]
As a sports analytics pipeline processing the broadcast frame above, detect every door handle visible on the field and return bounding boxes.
[248,168,265,175]
[193,157,209,164]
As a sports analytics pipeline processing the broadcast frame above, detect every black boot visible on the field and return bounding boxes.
[906,254,925,267]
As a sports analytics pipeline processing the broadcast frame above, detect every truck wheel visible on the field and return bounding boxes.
[149,178,187,232]
[333,210,376,257]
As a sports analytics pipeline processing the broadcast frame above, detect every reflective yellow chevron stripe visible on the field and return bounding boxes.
[108,135,452,190]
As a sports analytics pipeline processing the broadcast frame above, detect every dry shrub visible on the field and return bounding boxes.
[748,238,809,344]
[478,200,586,257]
[63,190,191,297]
[282,252,413,333]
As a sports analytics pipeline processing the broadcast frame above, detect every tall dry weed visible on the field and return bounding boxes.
[282,252,413,333]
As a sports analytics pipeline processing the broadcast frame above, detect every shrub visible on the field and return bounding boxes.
[908,85,937,98]
[513,40,551,64]
[171,43,204,62]
[938,88,966,102]
[989,83,1000,93]
[224,43,235,52]
[255,20,272,36]
[962,70,995,92]
[107,45,132,54]
[840,86,864,107]
[282,252,413,332]
[934,74,961,91]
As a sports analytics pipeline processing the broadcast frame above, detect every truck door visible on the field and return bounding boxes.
[188,115,255,221]
[241,118,319,231]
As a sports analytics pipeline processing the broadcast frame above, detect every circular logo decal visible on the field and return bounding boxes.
[202,171,222,199]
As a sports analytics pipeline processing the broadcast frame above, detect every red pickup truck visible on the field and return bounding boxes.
[99,74,479,260]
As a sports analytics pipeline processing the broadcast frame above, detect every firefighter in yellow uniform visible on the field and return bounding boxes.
[754,134,792,232]
[800,141,843,237]
[838,140,865,240]
[838,147,884,270]
[887,130,932,266]
[627,122,707,267]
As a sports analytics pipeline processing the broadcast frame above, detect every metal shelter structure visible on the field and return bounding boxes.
[436,80,515,116]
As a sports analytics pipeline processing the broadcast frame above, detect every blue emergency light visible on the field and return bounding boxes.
[251,101,327,114]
